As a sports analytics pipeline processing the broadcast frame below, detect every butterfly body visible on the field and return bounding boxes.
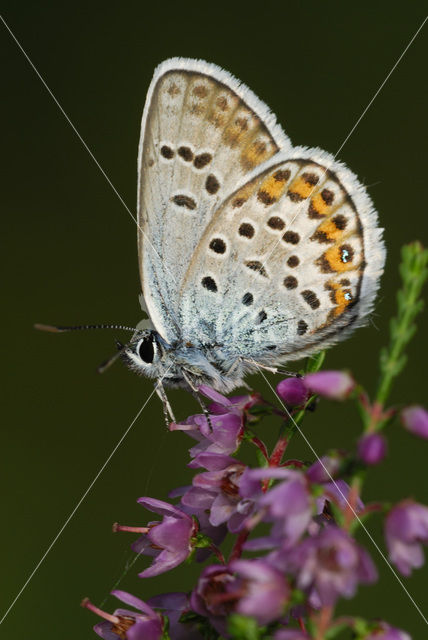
[122,58,385,393]
[122,329,252,392]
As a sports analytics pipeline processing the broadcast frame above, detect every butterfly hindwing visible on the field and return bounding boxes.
[137,58,291,342]
[179,148,385,363]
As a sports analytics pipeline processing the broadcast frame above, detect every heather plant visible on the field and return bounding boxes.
[82,242,428,640]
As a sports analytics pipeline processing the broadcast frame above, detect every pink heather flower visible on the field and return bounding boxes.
[276,377,308,406]
[168,485,228,553]
[306,456,365,517]
[385,500,428,576]
[191,561,290,629]
[240,468,313,546]
[170,411,243,458]
[199,385,261,415]
[321,478,364,514]
[287,525,377,606]
[358,433,387,465]
[401,405,428,440]
[170,386,260,459]
[306,455,342,483]
[182,452,251,532]
[190,565,237,636]
[146,593,203,640]
[230,559,290,625]
[82,590,162,640]
[303,370,355,400]
[364,621,411,639]
[125,498,197,577]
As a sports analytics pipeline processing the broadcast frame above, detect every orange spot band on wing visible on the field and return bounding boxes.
[316,219,343,242]
[310,192,332,216]
[288,175,317,200]
[257,172,289,204]
[241,139,271,170]
[326,281,353,317]
[323,245,358,273]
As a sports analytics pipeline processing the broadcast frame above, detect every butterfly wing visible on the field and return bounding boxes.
[179,148,385,364]
[137,58,291,342]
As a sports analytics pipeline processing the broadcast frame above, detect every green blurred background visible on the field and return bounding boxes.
[2,2,427,637]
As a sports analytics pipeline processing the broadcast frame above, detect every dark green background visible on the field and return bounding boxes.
[2,2,427,637]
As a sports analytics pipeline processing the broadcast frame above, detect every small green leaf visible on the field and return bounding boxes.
[305,350,326,373]
[161,613,171,640]
[255,447,269,468]
[352,617,371,637]
[325,622,349,639]
[289,588,306,607]
[192,532,213,549]
[327,498,346,527]
[227,614,263,640]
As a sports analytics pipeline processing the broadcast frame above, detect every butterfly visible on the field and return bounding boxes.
[38,58,385,410]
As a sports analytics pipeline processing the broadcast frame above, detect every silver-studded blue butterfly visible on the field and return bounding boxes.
[38,58,385,413]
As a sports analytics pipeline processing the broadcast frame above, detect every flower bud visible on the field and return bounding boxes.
[358,433,387,466]
[401,405,428,440]
[276,377,308,406]
[303,370,355,400]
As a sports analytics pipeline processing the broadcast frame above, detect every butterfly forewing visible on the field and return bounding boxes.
[137,58,291,342]
[179,149,385,362]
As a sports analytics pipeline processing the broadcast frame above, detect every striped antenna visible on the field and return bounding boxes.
[34,323,137,333]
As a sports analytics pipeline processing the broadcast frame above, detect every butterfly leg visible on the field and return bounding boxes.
[155,380,176,427]
[242,358,279,374]
[242,358,298,378]
[182,369,213,432]
[225,356,279,376]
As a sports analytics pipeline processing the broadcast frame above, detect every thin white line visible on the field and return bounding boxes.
[254,15,427,283]
[334,15,428,158]
[5,9,425,303]
[3,10,427,623]
[0,13,174,283]
[97,422,169,608]
[0,384,160,625]
[258,369,428,626]
[0,14,137,226]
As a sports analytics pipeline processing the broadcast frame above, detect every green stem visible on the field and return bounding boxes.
[376,242,428,408]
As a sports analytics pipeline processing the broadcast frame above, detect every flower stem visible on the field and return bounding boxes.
[269,421,297,468]
[376,242,428,409]
[298,616,307,632]
[209,543,226,564]
[269,435,289,466]
[250,436,269,461]
[343,475,362,530]
[315,605,334,640]
[229,529,250,562]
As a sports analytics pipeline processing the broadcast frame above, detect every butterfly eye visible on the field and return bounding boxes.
[137,336,155,364]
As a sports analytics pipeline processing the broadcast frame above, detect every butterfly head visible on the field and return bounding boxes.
[34,321,169,379]
[121,329,166,379]
[34,321,245,391]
